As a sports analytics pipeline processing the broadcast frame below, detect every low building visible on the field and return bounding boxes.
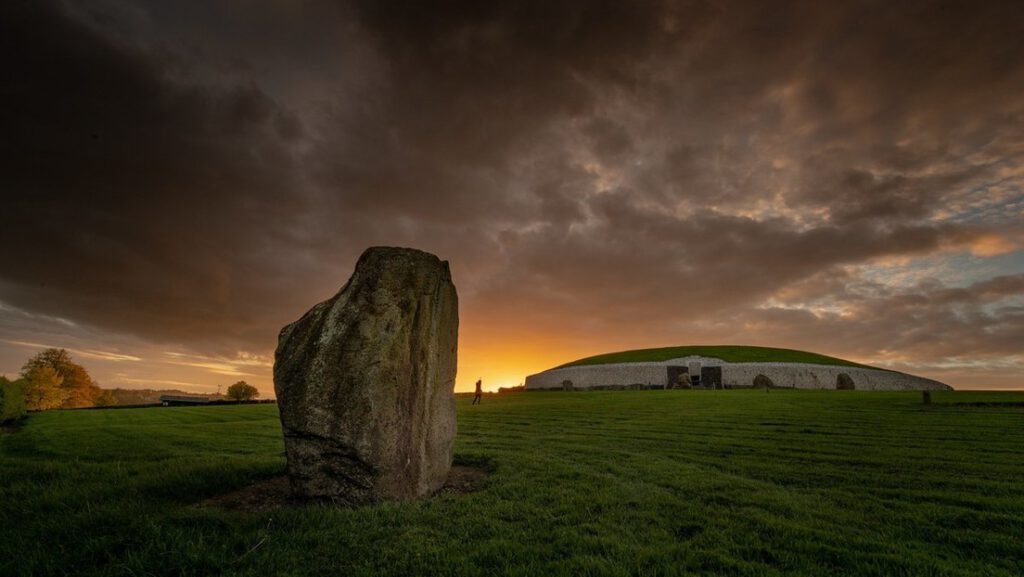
[525,346,952,391]
[159,395,212,406]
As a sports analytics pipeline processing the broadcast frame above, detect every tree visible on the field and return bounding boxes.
[94,388,118,407]
[226,381,259,401]
[20,348,101,409]
[20,366,68,411]
[0,376,27,423]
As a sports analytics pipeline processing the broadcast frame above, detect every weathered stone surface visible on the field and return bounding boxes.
[274,246,458,504]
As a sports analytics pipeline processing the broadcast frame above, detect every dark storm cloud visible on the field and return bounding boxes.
[1,0,316,351]
[2,0,1023,386]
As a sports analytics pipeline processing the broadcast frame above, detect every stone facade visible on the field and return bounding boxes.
[524,356,951,391]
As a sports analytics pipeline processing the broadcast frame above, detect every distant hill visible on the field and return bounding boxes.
[557,345,878,370]
[104,388,220,406]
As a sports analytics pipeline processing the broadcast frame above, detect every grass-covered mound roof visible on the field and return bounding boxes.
[556,345,878,370]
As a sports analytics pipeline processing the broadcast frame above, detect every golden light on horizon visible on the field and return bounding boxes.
[454,329,580,392]
[1,0,1023,394]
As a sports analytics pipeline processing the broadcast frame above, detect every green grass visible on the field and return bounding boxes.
[2,390,1024,576]
[557,345,878,369]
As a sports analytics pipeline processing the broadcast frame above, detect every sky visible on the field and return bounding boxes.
[2,0,1023,394]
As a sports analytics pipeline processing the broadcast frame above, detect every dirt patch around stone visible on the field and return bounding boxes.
[197,465,489,513]
[437,465,489,496]
[198,475,296,513]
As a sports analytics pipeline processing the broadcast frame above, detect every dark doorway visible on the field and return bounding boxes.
[836,373,855,390]
[666,366,689,388]
[701,367,723,389]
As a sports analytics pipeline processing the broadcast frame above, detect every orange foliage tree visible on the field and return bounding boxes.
[20,349,102,409]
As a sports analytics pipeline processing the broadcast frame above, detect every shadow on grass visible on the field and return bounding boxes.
[197,453,494,513]
[949,401,1024,407]
[0,422,22,434]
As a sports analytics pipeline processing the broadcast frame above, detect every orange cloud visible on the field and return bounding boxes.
[968,233,1019,257]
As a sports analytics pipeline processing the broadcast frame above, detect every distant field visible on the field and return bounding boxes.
[2,390,1023,577]
[558,345,878,369]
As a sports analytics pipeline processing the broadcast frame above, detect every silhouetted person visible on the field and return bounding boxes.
[472,379,482,405]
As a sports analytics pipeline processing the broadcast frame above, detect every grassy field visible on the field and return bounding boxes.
[2,390,1023,577]
[556,345,878,369]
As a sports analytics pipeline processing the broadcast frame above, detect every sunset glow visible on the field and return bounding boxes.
[2,0,1023,394]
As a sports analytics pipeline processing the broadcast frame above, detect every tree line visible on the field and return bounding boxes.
[1,348,260,424]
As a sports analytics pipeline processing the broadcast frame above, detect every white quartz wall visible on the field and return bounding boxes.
[525,363,670,389]
[719,363,949,391]
[524,357,950,391]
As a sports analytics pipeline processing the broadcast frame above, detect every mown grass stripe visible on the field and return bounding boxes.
[2,390,1023,576]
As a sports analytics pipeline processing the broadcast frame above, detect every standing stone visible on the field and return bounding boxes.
[274,247,458,504]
